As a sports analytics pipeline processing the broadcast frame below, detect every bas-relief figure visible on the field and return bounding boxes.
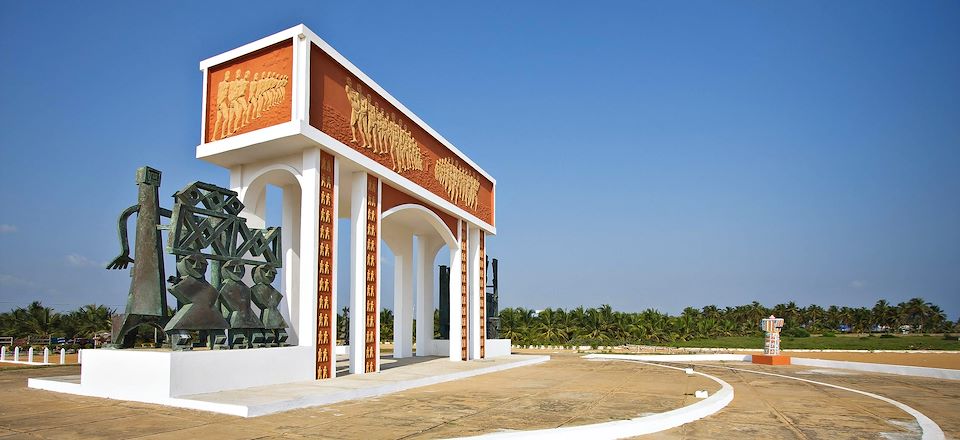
[212,69,288,141]
[345,79,425,174]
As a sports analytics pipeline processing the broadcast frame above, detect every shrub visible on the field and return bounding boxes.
[782,327,810,338]
[821,332,836,337]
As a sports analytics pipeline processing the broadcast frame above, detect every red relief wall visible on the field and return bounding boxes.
[309,45,494,226]
[380,184,457,239]
[206,40,293,143]
[316,151,335,380]
[365,175,379,373]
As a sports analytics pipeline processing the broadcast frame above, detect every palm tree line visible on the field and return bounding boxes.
[497,298,956,346]
[0,301,113,345]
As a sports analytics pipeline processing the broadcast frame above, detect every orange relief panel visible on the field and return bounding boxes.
[316,151,335,379]
[309,45,494,226]
[364,175,379,373]
[206,40,293,143]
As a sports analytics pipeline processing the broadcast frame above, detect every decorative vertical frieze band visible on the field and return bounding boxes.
[460,222,468,361]
[316,151,335,379]
[365,175,380,372]
[479,232,486,359]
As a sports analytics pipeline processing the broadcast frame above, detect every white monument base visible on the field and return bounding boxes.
[29,346,314,401]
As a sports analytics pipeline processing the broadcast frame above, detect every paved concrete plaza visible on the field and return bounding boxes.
[1,353,958,439]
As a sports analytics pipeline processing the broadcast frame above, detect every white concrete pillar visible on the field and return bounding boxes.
[0,346,5,361]
[468,226,482,360]
[27,347,34,363]
[349,171,368,374]
[448,222,463,361]
[387,234,413,358]
[329,156,340,378]
[14,347,20,362]
[281,183,301,345]
[43,347,49,364]
[59,348,65,365]
[415,236,442,356]
[295,148,321,349]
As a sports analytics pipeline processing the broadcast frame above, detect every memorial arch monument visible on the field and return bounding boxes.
[200,23,499,378]
[28,25,519,407]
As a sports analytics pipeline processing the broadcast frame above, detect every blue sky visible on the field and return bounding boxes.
[1,2,958,319]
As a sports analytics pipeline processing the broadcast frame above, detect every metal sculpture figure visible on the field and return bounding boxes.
[219,260,265,349]
[106,166,172,348]
[486,257,500,340]
[760,315,785,355]
[105,166,285,349]
[165,253,230,350]
[251,264,289,346]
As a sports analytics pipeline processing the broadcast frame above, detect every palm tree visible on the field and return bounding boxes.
[872,300,894,331]
[70,304,114,341]
[900,298,933,332]
[535,308,568,344]
[380,309,394,342]
[21,301,60,339]
[804,304,824,331]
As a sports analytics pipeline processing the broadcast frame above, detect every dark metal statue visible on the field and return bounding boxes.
[165,254,230,350]
[486,257,500,339]
[251,264,288,346]
[438,265,450,340]
[219,260,265,349]
[105,166,285,350]
[106,166,172,348]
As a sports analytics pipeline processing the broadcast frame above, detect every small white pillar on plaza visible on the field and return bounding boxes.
[77,348,82,364]
[43,347,49,364]
[0,346,6,361]
[13,346,20,362]
[27,347,34,363]
[60,348,66,365]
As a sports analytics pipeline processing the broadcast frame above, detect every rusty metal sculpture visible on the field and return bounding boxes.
[106,166,284,349]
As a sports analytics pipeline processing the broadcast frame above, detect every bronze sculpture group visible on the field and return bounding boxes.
[107,166,287,350]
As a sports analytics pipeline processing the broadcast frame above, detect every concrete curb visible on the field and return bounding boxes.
[790,358,960,381]
[457,355,734,439]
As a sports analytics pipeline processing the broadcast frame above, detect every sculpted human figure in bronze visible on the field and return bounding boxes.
[164,253,230,350]
[219,260,265,349]
[106,166,171,348]
[251,264,289,346]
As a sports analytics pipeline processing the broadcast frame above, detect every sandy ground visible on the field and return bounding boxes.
[1,352,958,439]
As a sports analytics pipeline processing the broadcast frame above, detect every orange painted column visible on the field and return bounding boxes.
[316,152,335,379]
[364,175,380,373]
[460,222,468,361]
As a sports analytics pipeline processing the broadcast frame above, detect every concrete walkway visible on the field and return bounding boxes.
[28,354,549,417]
